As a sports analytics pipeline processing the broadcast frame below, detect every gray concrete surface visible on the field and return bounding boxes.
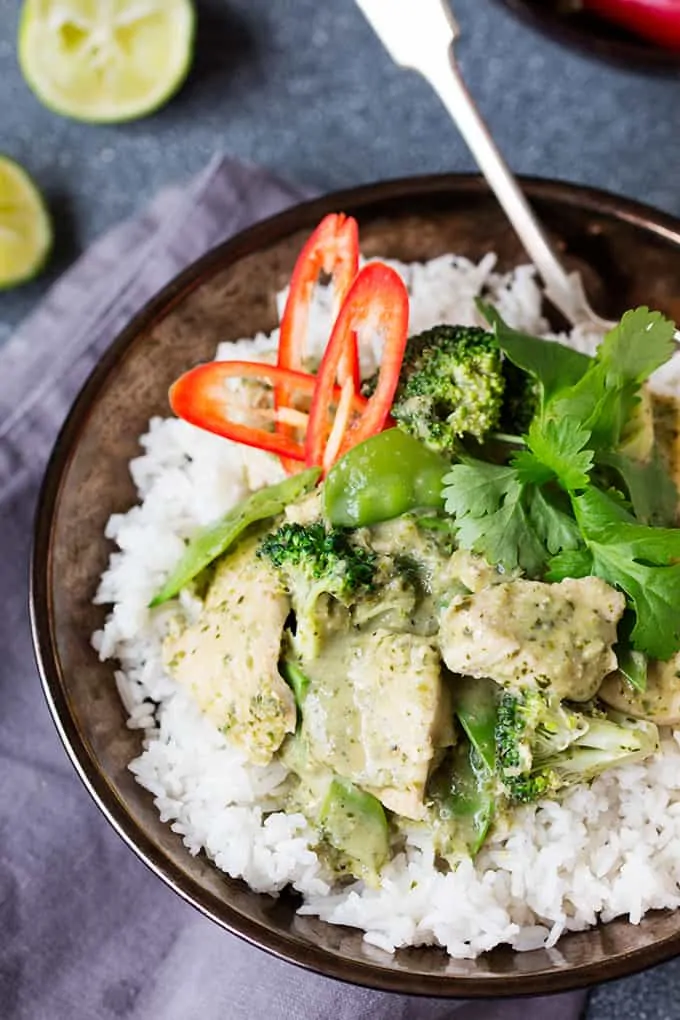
[1,0,680,1014]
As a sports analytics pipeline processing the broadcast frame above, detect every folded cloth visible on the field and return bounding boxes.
[0,155,588,1020]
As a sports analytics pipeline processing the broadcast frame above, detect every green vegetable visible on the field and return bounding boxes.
[513,417,594,492]
[560,487,680,660]
[480,300,591,407]
[547,308,675,452]
[442,455,582,576]
[616,644,648,694]
[495,689,587,803]
[428,740,495,856]
[597,306,677,383]
[442,413,592,578]
[532,710,658,791]
[597,448,678,527]
[319,777,389,884]
[414,515,457,536]
[444,306,680,657]
[495,688,658,804]
[381,324,505,453]
[258,521,377,659]
[324,429,449,528]
[150,468,320,606]
[280,660,310,709]
[613,610,648,693]
[483,301,675,456]
[452,675,498,772]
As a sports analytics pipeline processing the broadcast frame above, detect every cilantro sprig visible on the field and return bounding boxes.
[548,488,680,660]
[513,418,594,491]
[597,449,678,527]
[547,309,674,452]
[442,304,680,660]
[443,417,587,576]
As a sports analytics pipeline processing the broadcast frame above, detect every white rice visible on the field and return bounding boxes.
[93,252,680,959]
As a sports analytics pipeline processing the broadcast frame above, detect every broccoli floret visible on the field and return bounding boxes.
[495,689,659,804]
[381,325,505,453]
[259,522,376,591]
[258,522,377,659]
[495,689,586,789]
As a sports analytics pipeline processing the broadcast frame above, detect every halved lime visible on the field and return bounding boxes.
[0,156,52,290]
[18,0,196,124]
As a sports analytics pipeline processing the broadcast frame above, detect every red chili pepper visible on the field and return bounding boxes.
[276,213,360,471]
[305,262,410,473]
[170,361,368,462]
[582,0,680,49]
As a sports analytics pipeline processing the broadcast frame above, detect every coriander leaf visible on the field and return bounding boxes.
[572,487,680,659]
[443,462,545,574]
[583,481,636,522]
[477,300,591,404]
[514,417,594,492]
[598,306,676,385]
[454,475,546,576]
[597,448,679,527]
[511,451,555,486]
[528,487,582,555]
[548,363,631,452]
[545,548,594,581]
[443,461,581,576]
[605,525,680,563]
[569,482,632,530]
[586,545,680,660]
[572,487,680,559]
[546,307,676,453]
[443,461,518,518]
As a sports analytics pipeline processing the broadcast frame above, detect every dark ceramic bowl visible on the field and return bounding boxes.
[492,0,680,75]
[31,175,680,997]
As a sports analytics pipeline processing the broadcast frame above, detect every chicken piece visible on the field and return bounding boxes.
[447,549,519,593]
[599,653,680,725]
[352,632,453,818]
[301,629,452,820]
[439,577,625,702]
[163,536,295,764]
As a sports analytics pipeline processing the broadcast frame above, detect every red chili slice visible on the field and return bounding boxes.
[170,360,367,462]
[276,213,360,470]
[582,0,680,50]
[305,262,410,473]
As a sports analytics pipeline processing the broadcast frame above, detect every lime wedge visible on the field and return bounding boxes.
[0,156,52,289]
[18,0,196,123]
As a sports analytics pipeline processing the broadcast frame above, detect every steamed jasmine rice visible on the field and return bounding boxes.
[92,251,680,959]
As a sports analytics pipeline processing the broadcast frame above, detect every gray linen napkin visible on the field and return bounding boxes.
[0,155,588,1020]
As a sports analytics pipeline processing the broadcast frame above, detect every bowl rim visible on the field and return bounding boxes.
[30,172,680,998]
[490,0,680,74]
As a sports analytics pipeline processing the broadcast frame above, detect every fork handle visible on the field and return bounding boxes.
[423,50,603,329]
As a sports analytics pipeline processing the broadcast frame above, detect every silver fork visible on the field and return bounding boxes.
[355,0,616,332]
